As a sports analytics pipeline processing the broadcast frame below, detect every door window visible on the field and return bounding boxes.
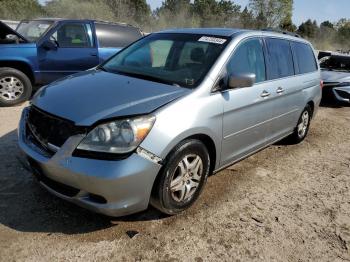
[265,38,295,79]
[227,38,266,83]
[50,23,93,48]
[291,42,318,74]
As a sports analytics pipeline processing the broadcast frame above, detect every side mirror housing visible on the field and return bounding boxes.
[41,40,57,51]
[227,73,256,89]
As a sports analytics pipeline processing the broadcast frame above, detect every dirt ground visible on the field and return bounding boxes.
[0,103,349,262]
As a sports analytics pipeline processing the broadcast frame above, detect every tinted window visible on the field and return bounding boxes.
[291,42,317,74]
[51,23,93,48]
[95,23,142,48]
[265,38,294,79]
[227,38,266,83]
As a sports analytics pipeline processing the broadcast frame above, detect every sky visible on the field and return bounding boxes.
[38,0,350,26]
[146,0,350,26]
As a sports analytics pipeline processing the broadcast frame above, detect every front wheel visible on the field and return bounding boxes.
[0,68,32,107]
[286,105,312,144]
[151,139,210,215]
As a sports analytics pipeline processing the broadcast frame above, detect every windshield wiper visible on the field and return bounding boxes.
[107,69,182,87]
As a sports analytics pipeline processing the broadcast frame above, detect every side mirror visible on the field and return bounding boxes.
[41,40,58,51]
[227,73,256,89]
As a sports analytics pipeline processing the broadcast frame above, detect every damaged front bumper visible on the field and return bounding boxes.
[18,108,162,217]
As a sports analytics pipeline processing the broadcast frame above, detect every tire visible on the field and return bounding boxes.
[0,67,32,107]
[151,139,210,215]
[286,105,312,144]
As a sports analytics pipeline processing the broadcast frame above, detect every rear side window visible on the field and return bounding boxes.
[265,38,294,80]
[95,23,142,48]
[291,42,318,74]
[227,38,266,83]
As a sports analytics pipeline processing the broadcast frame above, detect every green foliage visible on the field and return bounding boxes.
[45,0,115,21]
[1,0,349,51]
[193,0,241,27]
[240,7,255,29]
[103,0,152,27]
[298,19,319,38]
[0,0,44,20]
[336,19,350,47]
[249,0,293,28]
[153,0,199,30]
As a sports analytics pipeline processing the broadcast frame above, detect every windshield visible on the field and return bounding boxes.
[102,33,230,88]
[320,55,350,72]
[17,20,53,42]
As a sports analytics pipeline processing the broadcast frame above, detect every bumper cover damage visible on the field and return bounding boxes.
[18,108,162,217]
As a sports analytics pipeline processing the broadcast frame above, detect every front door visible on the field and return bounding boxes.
[220,38,274,166]
[38,22,98,84]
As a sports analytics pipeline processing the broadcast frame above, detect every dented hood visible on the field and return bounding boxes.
[0,21,29,43]
[32,70,190,126]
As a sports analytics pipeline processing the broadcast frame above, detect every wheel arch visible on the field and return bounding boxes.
[0,60,35,84]
[150,132,218,205]
[307,100,315,118]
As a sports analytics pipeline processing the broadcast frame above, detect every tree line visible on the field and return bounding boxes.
[0,0,349,50]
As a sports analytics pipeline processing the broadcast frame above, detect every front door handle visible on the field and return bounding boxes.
[260,90,270,98]
[276,87,284,94]
[90,53,98,57]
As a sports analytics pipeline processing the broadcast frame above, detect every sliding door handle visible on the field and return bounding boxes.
[260,90,270,98]
[276,87,284,94]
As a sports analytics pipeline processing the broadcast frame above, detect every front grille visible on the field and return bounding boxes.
[335,89,350,100]
[27,106,86,148]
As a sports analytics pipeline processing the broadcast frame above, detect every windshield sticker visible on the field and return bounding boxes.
[198,36,227,44]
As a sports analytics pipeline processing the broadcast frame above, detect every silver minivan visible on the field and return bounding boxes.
[18,28,322,216]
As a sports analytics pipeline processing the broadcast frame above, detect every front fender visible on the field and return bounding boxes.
[140,90,224,170]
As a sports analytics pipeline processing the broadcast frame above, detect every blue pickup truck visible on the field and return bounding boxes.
[0,18,143,106]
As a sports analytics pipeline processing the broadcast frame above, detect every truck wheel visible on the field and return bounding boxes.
[0,67,32,107]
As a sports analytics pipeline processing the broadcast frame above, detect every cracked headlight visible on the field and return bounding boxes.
[77,115,155,154]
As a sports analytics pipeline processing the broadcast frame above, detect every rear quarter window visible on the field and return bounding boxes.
[265,38,295,80]
[291,42,318,74]
[95,23,142,48]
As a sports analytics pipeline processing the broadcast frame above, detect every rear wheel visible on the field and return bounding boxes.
[151,139,210,215]
[0,68,32,107]
[286,105,312,144]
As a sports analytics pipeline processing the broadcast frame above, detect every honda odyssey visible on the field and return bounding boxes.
[18,28,322,216]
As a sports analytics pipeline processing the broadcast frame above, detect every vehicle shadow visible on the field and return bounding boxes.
[0,129,166,235]
[320,97,349,108]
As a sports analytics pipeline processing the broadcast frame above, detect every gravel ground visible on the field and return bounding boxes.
[0,103,349,262]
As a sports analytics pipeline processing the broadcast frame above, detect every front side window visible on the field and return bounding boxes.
[50,23,93,48]
[265,38,295,80]
[291,42,318,74]
[227,38,266,83]
[16,20,53,42]
[102,33,230,88]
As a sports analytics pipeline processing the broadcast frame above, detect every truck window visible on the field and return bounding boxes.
[95,23,142,48]
[265,38,295,80]
[50,23,93,48]
[227,38,266,83]
[291,42,318,74]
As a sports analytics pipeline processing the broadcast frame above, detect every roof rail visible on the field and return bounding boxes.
[261,28,301,38]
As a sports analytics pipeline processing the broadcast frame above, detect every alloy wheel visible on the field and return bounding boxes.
[170,154,203,202]
[0,76,24,101]
[297,111,309,138]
